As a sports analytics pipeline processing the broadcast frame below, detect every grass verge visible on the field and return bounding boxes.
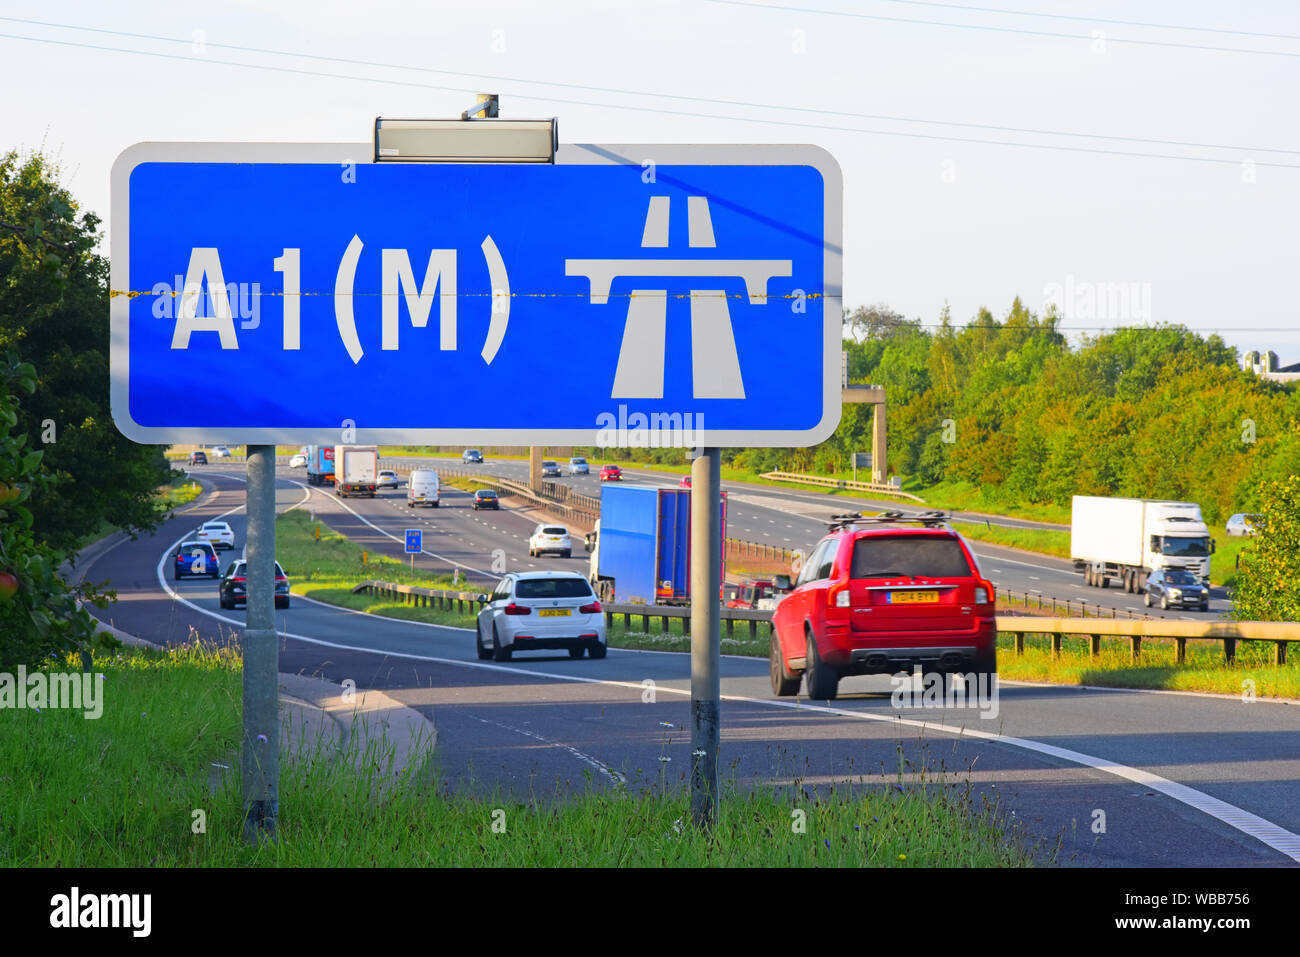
[2,643,1029,866]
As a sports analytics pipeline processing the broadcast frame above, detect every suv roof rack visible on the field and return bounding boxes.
[827,510,951,531]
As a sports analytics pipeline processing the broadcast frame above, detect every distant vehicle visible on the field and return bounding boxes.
[212,446,232,458]
[1071,496,1214,591]
[475,571,606,662]
[1225,513,1261,537]
[541,460,561,478]
[188,451,207,466]
[586,485,726,605]
[770,512,995,700]
[568,457,589,475]
[335,445,379,498]
[287,453,307,468]
[600,464,622,481]
[219,559,291,610]
[679,475,691,489]
[376,469,400,489]
[305,445,335,486]
[407,468,440,507]
[195,521,235,550]
[1143,567,1210,612]
[172,541,220,580]
[727,579,776,610]
[472,489,499,510]
[528,524,572,558]
[462,449,483,464]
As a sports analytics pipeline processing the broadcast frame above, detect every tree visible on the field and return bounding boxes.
[843,303,921,342]
[1230,474,1300,622]
[0,150,174,553]
[0,354,112,670]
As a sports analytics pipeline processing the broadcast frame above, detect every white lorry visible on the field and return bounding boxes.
[334,445,379,498]
[1071,495,1214,593]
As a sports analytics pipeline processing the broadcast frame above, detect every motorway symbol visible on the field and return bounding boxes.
[111,142,841,447]
[405,529,422,554]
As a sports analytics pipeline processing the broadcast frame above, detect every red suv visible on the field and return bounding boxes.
[770,512,996,700]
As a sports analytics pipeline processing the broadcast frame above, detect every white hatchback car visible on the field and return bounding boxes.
[288,453,308,468]
[476,571,606,661]
[376,469,400,489]
[195,520,235,550]
[528,523,571,557]
[212,446,232,458]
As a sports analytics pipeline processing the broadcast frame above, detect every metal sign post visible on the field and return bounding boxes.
[690,447,722,828]
[405,528,422,574]
[242,444,278,843]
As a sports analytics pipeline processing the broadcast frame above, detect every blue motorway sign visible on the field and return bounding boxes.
[111,142,841,447]
[405,529,422,554]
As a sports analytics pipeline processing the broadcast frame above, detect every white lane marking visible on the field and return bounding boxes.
[464,713,625,785]
[311,482,494,576]
[224,622,1300,864]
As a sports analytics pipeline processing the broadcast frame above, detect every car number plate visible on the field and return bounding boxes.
[538,609,571,617]
[890,591,939,604]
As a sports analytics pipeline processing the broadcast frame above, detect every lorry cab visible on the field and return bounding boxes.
[407,468,440,508]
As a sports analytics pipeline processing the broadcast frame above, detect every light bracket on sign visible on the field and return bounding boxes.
[374,109,558,164]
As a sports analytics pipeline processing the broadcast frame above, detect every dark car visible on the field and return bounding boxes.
[473,489,500,510]
[770,511,995,700]
[1143,568,1209,612]
[173,540,220,580]
[462,449,483,464]
[188,451,208,466]
[219,559,291,610]
[541,460,561,478]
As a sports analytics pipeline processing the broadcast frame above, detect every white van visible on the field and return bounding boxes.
[407,468,440,507]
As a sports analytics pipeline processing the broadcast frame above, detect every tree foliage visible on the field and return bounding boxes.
[0,150,174,553]
[1230,475,1300,622]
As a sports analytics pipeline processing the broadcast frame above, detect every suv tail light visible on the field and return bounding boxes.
[974,584,991,604]
[504,603,530,615]
[827,578,851,607]
[579,601,601,614]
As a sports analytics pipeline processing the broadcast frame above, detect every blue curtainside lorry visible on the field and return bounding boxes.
[305,445,335,486]
[585,484,726,605]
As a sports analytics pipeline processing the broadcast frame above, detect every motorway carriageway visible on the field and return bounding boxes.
[372,455,1230,621]
[80,466,1300,867]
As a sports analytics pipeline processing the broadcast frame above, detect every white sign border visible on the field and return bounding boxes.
[110,141,843,448]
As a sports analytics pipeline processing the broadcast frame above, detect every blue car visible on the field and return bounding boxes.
[173,540,221,580]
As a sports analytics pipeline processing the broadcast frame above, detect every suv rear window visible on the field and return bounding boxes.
[515,578,593,599]
[542,526,567,535]
[851,535,973,579]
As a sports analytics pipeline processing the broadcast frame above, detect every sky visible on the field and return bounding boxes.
[3,0,1298,361]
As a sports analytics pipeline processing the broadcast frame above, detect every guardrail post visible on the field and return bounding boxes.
[750,619,758,639]
[1131,636,1141,661]
[660,615,669,635]
[1224,638,1236,664]
[623,612,631,629]
[1050,633,1061,659]
[1175,637,1186,664]
[726,618,734,637]
[1089,634,1101,658]
[1014,632,1025,656]
[1275,642,1287,666]
[605,611,612,627]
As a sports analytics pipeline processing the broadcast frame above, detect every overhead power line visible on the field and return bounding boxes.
[705,0,1300,58]
[877,0,1300,42]
[1,29,1297,168]
[1,15,1296,157]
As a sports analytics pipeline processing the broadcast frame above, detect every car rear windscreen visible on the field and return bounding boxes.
[851,535,973,579]
[515,578,593,599]
[542,527,567,535]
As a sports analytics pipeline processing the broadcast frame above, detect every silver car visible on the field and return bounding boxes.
[568,457,589,475]
[1225,513,1261,537]
[475,571,606,661]
[376,469,400,489]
